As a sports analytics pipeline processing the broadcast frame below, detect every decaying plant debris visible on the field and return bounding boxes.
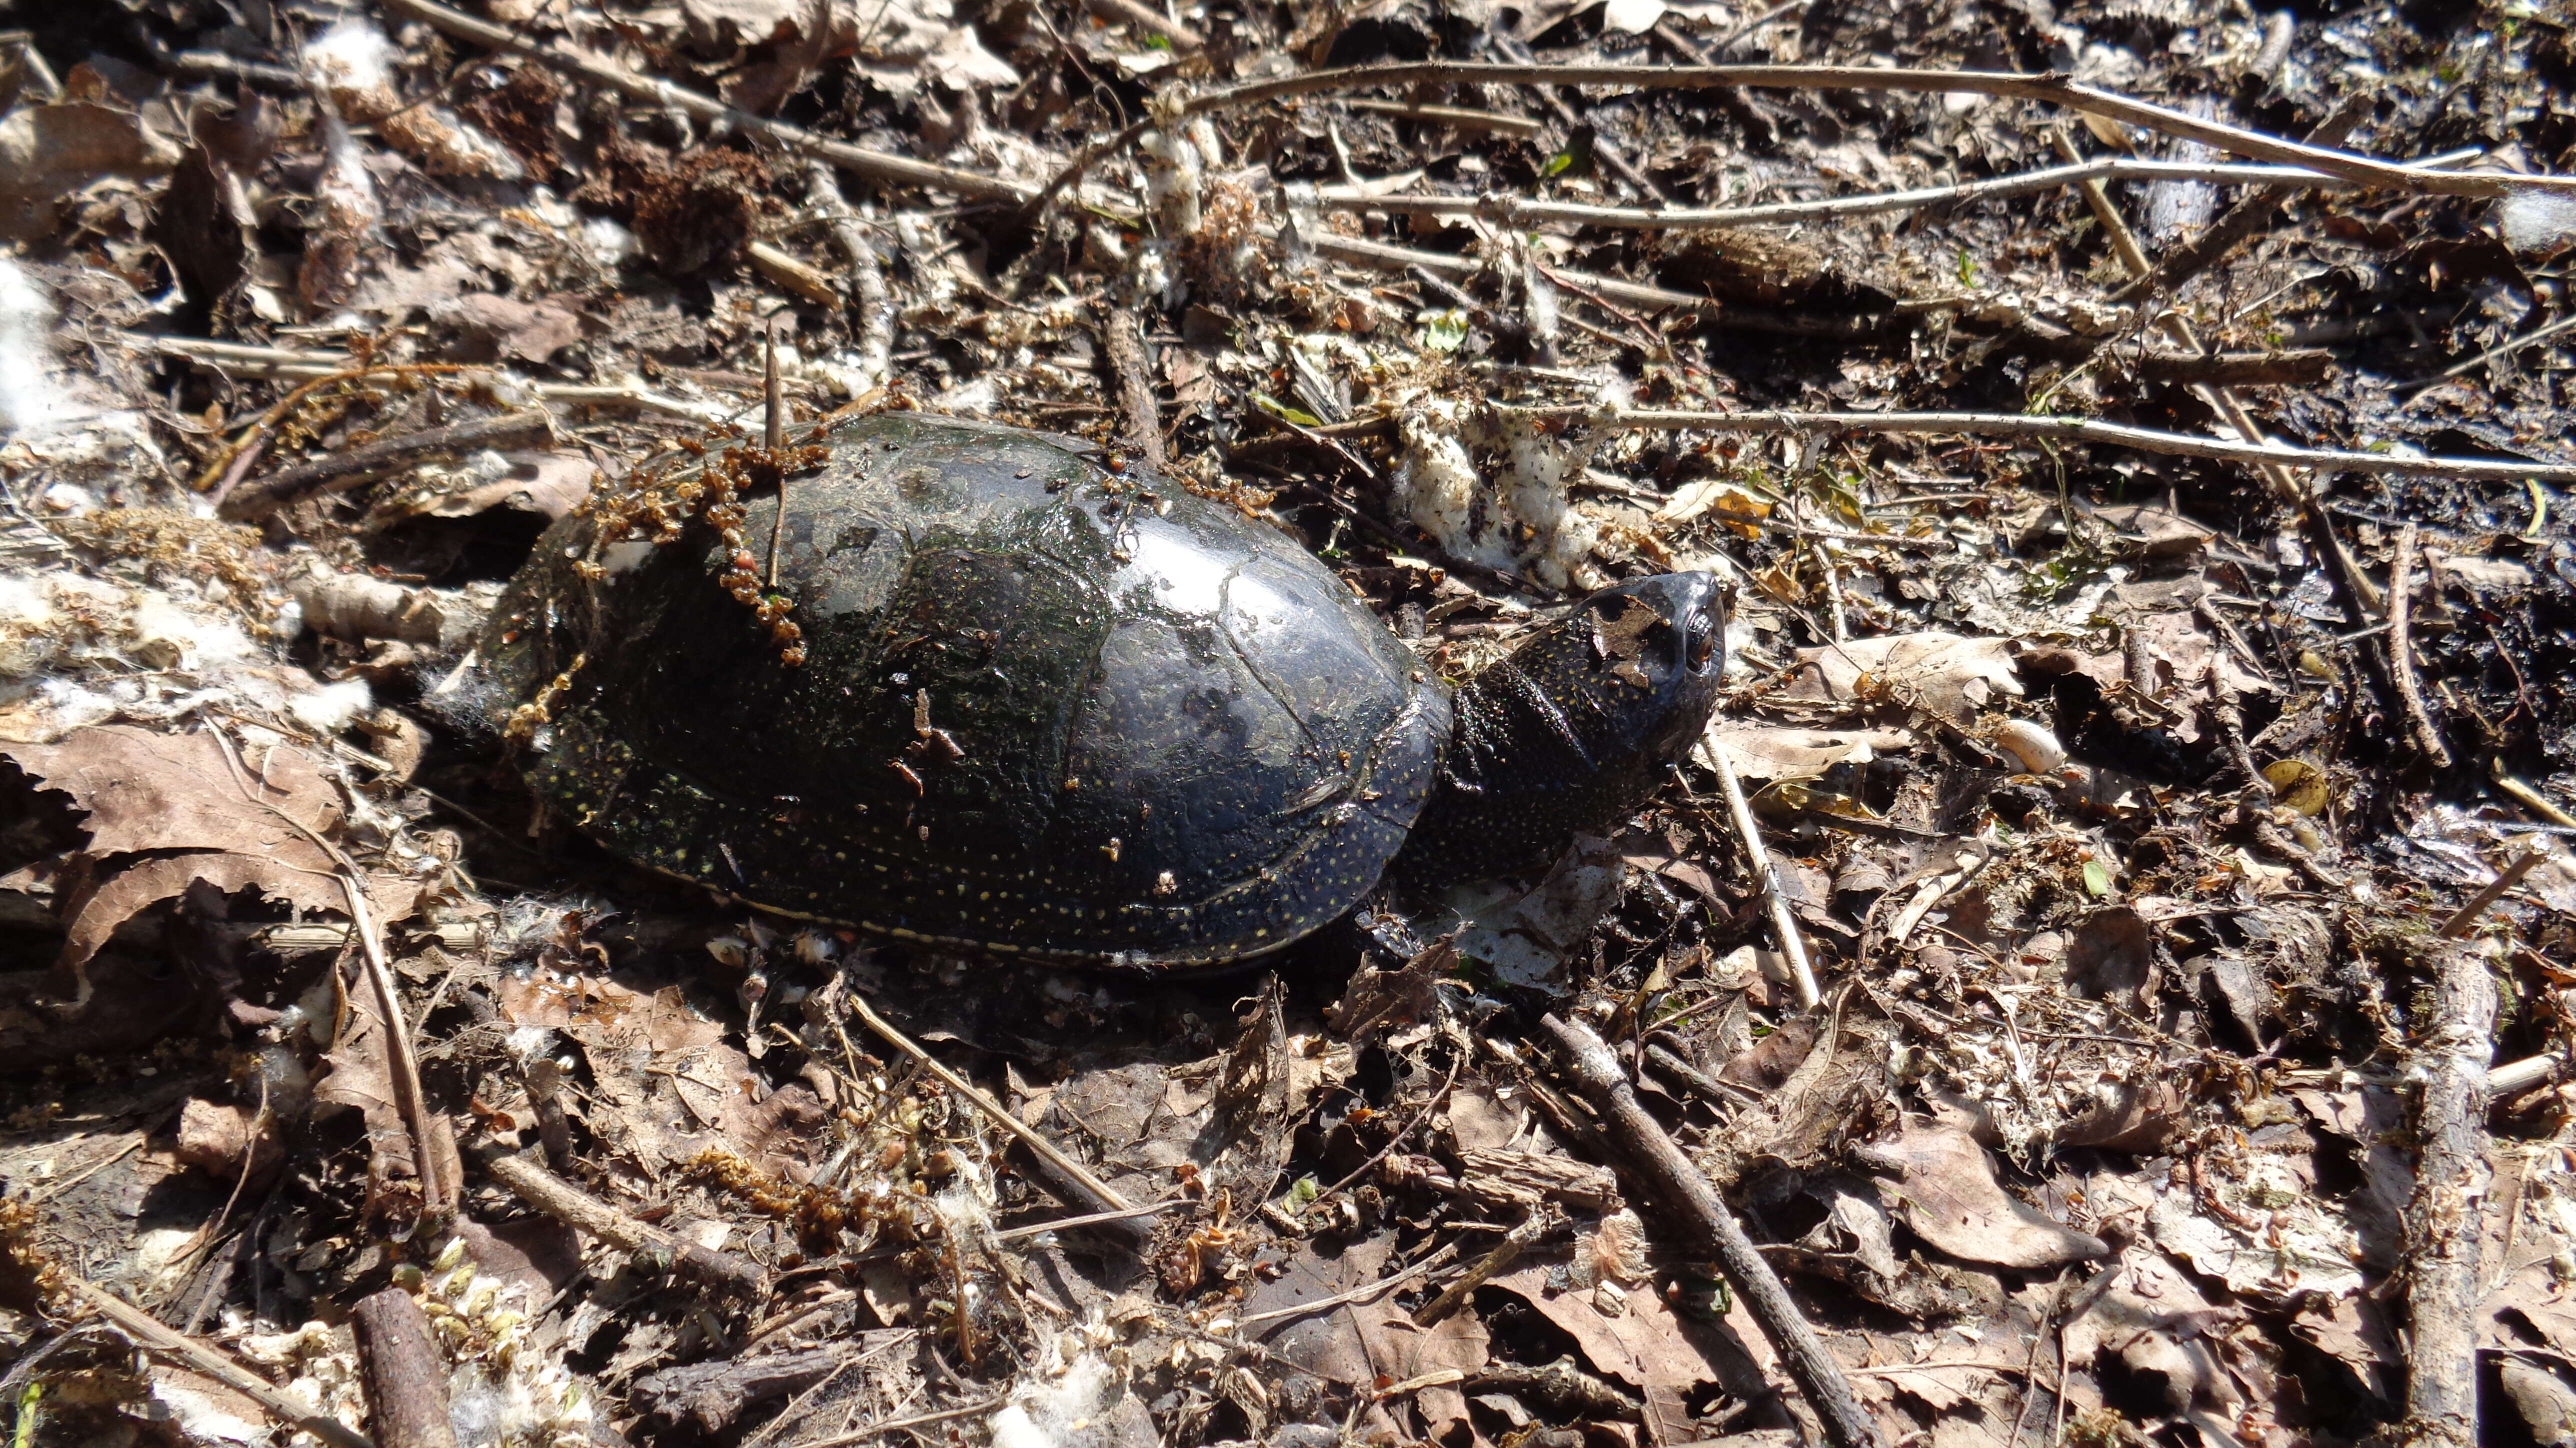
[0,0,2574,1441]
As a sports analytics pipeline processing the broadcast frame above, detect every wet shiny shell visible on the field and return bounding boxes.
[480,412,1450,965]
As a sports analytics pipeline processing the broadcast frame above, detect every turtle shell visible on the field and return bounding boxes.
[476,412,1450,965]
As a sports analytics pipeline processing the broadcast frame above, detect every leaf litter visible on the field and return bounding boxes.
[0,0,2572,1443]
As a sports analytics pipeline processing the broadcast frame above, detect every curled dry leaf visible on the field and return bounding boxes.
[1326,938,1450,1046]
[2061,1250,2278,1442]
[0,726,422,1002]
[1851,1122,2108,1269]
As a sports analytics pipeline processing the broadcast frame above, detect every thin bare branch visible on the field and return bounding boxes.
[484,1153,768,1296]
[1318,158,2369,230]
[1176,62,2576,200]
[69,1278,375,1448]
[841,992,1142,1231]
[2388,526,2454,767]
[1342,98,1546,136]
[1508,406,2576,484]
[1699,738,1821,1010]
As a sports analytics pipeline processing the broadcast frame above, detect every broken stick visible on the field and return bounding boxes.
[1538,1014,1879,1448]
[1102,298,1166,472]
[70,1278,374,1448]
[218,410,556,522]
[842,991,1150,1250]
[484,1152,766,1298]
[2438,848,2546,939]
[352,1288,460,1448]
[2402,940,2496,1448]
[1699,738,1822,1010]
[2388,524,2454,768]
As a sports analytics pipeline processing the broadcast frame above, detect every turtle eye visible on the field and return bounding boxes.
[1685,610,1719,671]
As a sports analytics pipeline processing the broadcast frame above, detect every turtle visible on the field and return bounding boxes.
[464,411,1723,968]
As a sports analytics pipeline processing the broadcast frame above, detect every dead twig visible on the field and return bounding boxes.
[2104,96,2370,310]
[1696,738,1822,1010]
[484,1152,768,1297]
[1506,406,2576,485]
[120,336,734,424]
[1343,98,1544,136]
[352,1289,458,1448]
[764,321,789,588]
[746,240,840,308]
[2400,310,2576,396]
[1641,1042,1764,1107]
[2388,526,2454,767]
[1322,1052,1463,1196]
[1538,1015,1878,1448]
[2438,850,2546,938]
[1232,1243,1456,1327]
[790,1395,1008,1448]
[842,992,1146,1244]
[1178,62,2576,200]
[66,1278,375,1448]
[1318,158,2372,231]
[1102,298,1166,471]
[1084,0,1202,49]
[1413,1214,1550,1326]
[806,164,895,388]
[218,410,554,522]
[2044,129,2382,618]
[208,726,460,1230]
[2400,940,2497,1448]
[1311,232,1709,314]
[1487,32,1665,204]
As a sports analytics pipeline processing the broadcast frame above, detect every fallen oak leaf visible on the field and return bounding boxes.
[4,725,341,858]
[2,727,422,1006]
[1852,1122,2108,1270]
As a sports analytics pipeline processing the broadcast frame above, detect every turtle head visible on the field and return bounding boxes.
[1394,572,1726,887]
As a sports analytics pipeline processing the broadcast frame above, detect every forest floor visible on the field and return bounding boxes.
[1,0,2575,1442]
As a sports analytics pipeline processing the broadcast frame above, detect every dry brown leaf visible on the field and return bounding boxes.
[174,1097,282,1184]
[4,727,422,997]
[413,454,597,522]
[1326,939,1449,1046]
[8,725,340,857]
[0,102,180,240]
[433,293,592,364]
[1248,1237,1488,1440]
[496,972,726,1056]
[1486,1262,1727,1445]
[1779,632,2020,724]
[1852,1122,2108,1269]
[2061,1251,2271,1442]
[494,971,820,1176]
[314,968,462,1236]
[1694,724,1918,782]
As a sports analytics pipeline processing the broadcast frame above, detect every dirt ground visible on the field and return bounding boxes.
[0,0,2574,1442]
